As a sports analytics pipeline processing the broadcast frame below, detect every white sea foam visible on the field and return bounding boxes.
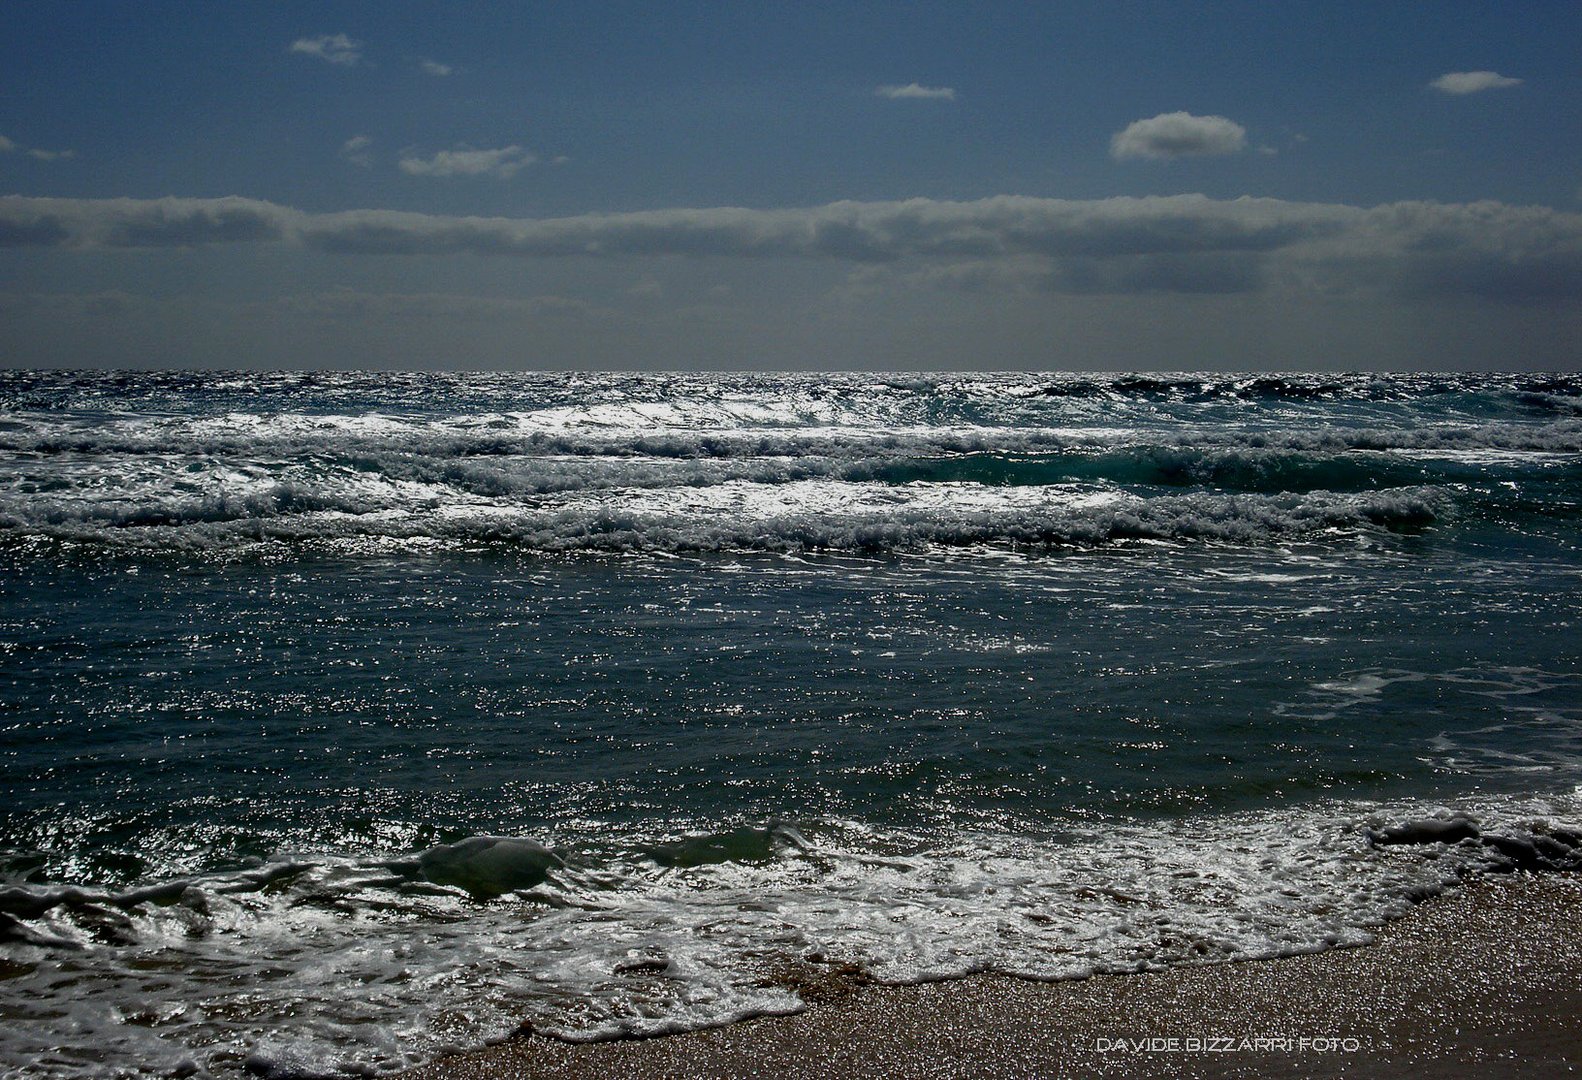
[0,474,1448,555]
[3,371,1579,1077]
[3,371,1574,559]
[1,792,1578,1077]
[2,409,1579,458]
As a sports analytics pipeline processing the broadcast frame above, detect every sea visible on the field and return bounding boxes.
[2,370,1581,1078]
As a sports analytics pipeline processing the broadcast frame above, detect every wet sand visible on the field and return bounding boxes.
[401,872,1582,1079]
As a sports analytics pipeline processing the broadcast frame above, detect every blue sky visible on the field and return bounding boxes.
[2,1,1579,369]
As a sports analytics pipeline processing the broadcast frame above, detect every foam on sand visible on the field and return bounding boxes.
[2,792,1578,1076]
[396,872,1582,1080]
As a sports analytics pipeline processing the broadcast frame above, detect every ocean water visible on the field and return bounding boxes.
[2,370,1581,1078]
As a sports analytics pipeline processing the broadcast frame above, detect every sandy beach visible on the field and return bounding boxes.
[401,872,1582,1080]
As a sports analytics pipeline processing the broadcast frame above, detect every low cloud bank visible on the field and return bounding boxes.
[2,192,1579,300]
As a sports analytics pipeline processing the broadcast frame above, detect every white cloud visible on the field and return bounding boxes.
[420,59,453,77]
[0,133,72,160]
[1429,71,1522,95]
[289,33,363,66]
[398,146,536,179]
[1111,112,1247,160]
[3,193,1580,303]
[340,135,374,168]
[0,195,294,248]
[876,83,956,101]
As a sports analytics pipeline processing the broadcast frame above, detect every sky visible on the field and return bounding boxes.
[1,1,1580,371]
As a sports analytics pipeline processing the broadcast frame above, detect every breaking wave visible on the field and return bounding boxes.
[4,369,1578,557]
[1,479,1449,555]
[2,795,1578,1077]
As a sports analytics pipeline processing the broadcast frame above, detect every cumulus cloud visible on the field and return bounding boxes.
[340,135,374,167]
[289,33,363,66]
[420,59,453,77]
[876,83,956,101]
[1111,112,1247,160]
[398,146,535,178]
[1429,71,1522,95]
[2,193,1580,302]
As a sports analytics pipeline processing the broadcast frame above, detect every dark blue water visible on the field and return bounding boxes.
[2,371,1580,1077]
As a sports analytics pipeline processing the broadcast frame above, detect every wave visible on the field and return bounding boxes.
[1011,372,1582,404]
[2,794,1578,1076]
[4,408,1580,467]
[0,437,1517,509]
[4,369,1578,411]
[0,481,1450,555]
[857,445,1559,492]
[3,370,1577,561]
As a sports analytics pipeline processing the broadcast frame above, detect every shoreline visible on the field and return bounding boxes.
[400,871,1582,1079]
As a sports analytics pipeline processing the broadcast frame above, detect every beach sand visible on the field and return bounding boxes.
[401,872,1582,1079]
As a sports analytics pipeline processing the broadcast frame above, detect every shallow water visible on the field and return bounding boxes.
[2,371,1580,1077]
